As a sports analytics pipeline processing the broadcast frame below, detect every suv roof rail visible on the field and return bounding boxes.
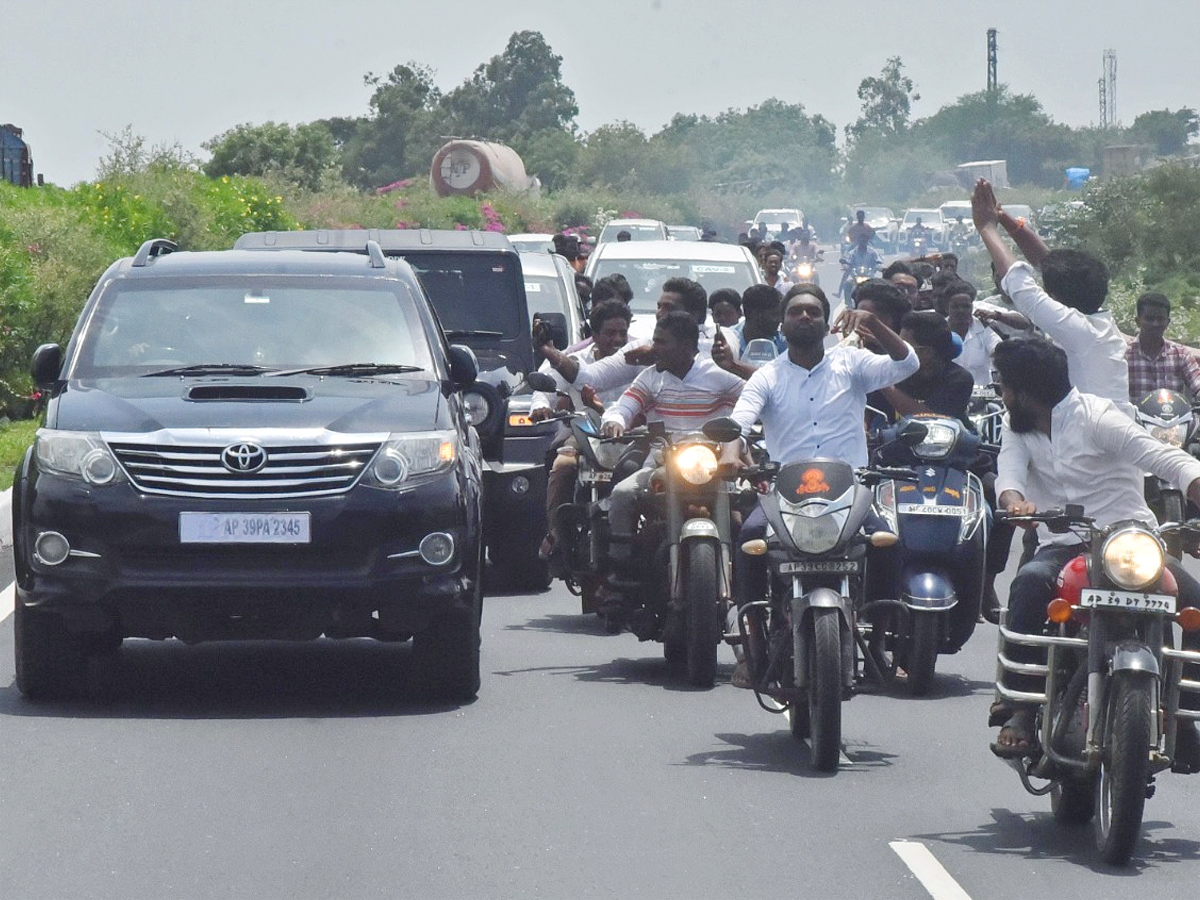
[365,239,387,268]
[131,238,178,267]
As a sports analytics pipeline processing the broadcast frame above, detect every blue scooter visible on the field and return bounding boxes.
[868,415,989,695]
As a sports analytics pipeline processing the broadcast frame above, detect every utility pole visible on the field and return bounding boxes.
[1099,76,1108,128]
[986,28,998,95]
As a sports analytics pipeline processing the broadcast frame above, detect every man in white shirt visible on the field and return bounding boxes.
[538,277,739,395]
[725,284,920,615]
[990,337,1200,766]
[972,179,1133,417]
[944,281,1002,387]
[601,311,744,565]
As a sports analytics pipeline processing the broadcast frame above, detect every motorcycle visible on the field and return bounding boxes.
[839,260,877,307]
[728,450,916,771]
[871,416,989,694]
[790,251,822,287]
[906,231,931,257]
[968,383,1005,446]
[993,506,1200,865]
[1136,389,1200,555]
[568,418,741,687]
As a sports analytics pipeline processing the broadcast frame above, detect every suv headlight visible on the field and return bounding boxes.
[673,443,719,485]
[364,430,457,490]
[35,430,126,486]
[1102,527,1164,591]
[462,391,491,427]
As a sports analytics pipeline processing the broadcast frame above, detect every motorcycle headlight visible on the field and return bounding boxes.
[462,390,491,428]
[796,263,814,278]
[673,443,719,486]
[1151,424,1187,448]
[912,422,958,460]
[35,430,127,486]
[365,430,457,490]
[1102,527,1165,591]
[788,506,845,554]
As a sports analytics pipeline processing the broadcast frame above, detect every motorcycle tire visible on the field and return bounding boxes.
[808,608,843,772]
[907,612,939,697]
[1096,671,1153,865]
[683,540,720,689]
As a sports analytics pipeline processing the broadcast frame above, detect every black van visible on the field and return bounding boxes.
[13,239,485,701]
[234,229,562,589]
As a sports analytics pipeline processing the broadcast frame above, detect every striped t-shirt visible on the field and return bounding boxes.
[602,356,744,432]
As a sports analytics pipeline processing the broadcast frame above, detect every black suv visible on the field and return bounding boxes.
[234,229,563,589]
[13,239,485,701]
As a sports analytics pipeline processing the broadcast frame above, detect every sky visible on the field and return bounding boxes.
[3,0,1198,186]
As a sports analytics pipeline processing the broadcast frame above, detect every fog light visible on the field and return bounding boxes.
[419,532,455,566]
[510,475,530,495]
[34,531,71,566]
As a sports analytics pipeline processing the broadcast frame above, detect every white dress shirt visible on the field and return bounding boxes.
[996,388,1200,547]
[530,345,627,413]
[602,356,744,432]
[957,317,1002,387]
[730,344,919,468]
[571,323,739,395]
[1001,262,1134,416]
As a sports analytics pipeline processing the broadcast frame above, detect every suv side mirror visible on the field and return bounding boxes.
[447,344,478,388]
[533,312,568,350]
[31,343,63,388]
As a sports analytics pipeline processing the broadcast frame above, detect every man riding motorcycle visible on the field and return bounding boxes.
[721,284,920,684]
[599,312,744,586]
[988,337,1200,767]
[840,235,883,306]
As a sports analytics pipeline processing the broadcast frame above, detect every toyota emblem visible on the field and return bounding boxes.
[221,443,268,474]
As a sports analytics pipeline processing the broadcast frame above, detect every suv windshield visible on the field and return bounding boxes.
[402,252,525,339]
[71,276,434,378]
[590,258,759,316]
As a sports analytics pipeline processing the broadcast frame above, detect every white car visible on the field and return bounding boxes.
[667,225,702,241]
[519,252,588,346]
[585,240,763,337]
[898,208,946,251]
[507,233,557,254]
[839,206,899,251]
[597,218,670,244]
[751,208,805,241]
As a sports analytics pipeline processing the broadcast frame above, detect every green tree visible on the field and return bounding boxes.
[203,121,337,192]
[440,31,578,147]
[846,57,919,143]
[336,63,446,190]
[1129,108,1200,157]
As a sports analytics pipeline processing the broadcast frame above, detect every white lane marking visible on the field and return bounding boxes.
[1,581,12,622]
[889,841,973,900]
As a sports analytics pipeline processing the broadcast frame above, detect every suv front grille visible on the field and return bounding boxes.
[109,439,381,498]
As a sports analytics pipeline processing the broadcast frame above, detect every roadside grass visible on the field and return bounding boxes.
[0,418,38,491]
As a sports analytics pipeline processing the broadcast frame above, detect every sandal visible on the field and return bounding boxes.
[990,709,1036,759]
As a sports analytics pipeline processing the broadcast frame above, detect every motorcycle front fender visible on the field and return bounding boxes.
[679,518,720,542]
[901,567,958,611]
[1111,640,1160,677]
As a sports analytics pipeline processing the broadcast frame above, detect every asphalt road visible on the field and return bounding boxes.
[2,540,1200,899]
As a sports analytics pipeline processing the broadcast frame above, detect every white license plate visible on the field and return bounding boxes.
[179,512,311,544]
[1079,590,1176,614]
[897,503,967,517]
[779,560,861,574]
[579,470,613,484]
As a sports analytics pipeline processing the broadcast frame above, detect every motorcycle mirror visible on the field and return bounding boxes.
[525,371,559,393]
[702,417,743,444]
[898,420,929,446]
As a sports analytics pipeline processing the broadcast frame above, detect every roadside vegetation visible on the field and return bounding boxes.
[1,31,1199,415]
[0,418,37,490]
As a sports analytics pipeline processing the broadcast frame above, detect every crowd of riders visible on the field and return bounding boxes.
[528,179,1200,773]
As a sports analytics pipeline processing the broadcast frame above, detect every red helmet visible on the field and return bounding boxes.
[1056,554,1090,605]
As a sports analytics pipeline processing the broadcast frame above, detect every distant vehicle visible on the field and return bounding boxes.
[938,200,973,224]
[751,208,805,240]
[839,206,899,252]
[898,208,946,251]
[1002,204,1036,230]
[667,225,702,241]
[597,218,670,243]
[585,239,762,337]
[507,233,557,254]
[519,251,589,347]
[1037,201,1086,240]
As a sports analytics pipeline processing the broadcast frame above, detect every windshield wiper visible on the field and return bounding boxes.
[444,329,503,339]
[266,363,425,378]
[141,363,276,377]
